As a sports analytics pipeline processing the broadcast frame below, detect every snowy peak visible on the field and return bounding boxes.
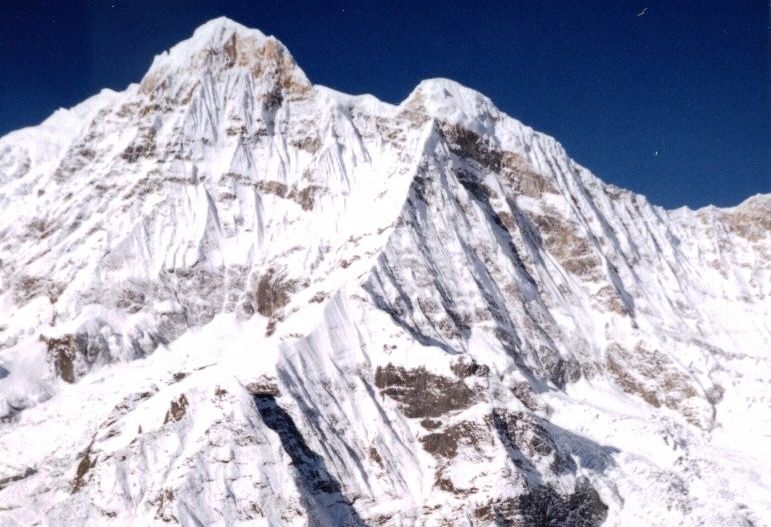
[406,78,502,131]
[140,16,310,97]
[189,15,266,43]
[0,18,769,527]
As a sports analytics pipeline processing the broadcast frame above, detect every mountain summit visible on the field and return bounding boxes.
[0,18,768,526]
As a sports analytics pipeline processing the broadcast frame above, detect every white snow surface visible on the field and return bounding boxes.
[0,17,769,527]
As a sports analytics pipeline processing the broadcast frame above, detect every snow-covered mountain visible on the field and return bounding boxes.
[0,18,768,526]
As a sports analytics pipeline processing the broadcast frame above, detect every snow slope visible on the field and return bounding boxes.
[0,17,768,526]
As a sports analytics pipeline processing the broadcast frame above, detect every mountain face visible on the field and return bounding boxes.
[0,18,768,527]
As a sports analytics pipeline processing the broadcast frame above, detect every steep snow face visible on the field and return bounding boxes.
[0,17,769,527]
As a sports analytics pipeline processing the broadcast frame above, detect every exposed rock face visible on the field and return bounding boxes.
[374,364,477,418]
[474,478,608,527]
[163,394,189,424]
[43,335,79,383]
[254,268,295,317]
[0,17,768,527]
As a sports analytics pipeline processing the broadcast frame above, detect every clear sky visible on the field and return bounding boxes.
[1,0,768,209]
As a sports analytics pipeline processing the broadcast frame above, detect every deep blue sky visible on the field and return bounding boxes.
[1,1,768,208]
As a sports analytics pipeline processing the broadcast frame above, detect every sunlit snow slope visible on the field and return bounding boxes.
[0,18,769,527]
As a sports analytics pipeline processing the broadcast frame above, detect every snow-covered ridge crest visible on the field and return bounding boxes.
[0,17,769,527]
